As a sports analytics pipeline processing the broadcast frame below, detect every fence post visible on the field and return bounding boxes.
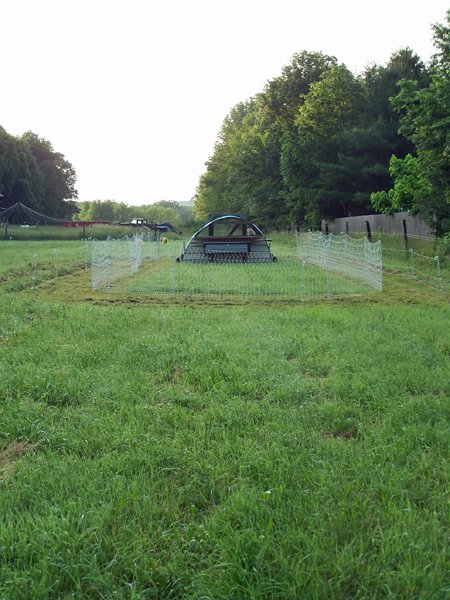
[365,221,372,242]
[172,239,177,295]
[300,260,305,304]
[324,238,331,299]
[402,219,409,253]
[31,253,38,292]
[53,248,58,278]
[409,248,415,279]
[106,246,112,301]
[84,238,91,270]
[434,256,442,291]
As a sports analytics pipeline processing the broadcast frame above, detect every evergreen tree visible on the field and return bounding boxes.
[371,12,450,234]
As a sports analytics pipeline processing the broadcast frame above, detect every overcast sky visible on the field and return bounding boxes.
[1,0,448,205]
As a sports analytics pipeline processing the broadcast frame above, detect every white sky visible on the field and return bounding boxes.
[1,0,448,205]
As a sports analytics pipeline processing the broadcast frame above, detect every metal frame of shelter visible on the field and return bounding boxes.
[178,214,276,263]
[0,202,61,225]
[0,202,62,239]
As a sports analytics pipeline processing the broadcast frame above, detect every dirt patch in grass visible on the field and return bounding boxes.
[322,428,357,441]
[169,368,183,382]
[0,440,41,480]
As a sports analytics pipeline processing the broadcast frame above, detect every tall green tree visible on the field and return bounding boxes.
[195,52,336,224]
[371,12,450,234]
[195,45,430,229]
[195,101,257,219]
[258,51,338,131]
[0,127,78,218]
[282,49,427,227]
[81,200,117,222]
[21,132,78,218]
[0,127,44,208]
[281,65,365,226]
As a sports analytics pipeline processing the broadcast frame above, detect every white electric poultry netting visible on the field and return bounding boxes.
[297,232,383,292]
[91,235,143,291]
[89,232,383,299]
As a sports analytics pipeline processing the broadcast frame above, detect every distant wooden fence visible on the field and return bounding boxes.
[322,212,433,240]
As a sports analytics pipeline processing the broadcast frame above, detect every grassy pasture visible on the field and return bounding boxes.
[2,224,143,241]
[123,256,372,300]
[0,235,449,599]
[1,236,377,301]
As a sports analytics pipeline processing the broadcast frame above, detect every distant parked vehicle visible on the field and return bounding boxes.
[127,218,148,226]
[118,218,181,234]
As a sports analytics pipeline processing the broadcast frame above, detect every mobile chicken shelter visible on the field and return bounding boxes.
[178,214,275,262]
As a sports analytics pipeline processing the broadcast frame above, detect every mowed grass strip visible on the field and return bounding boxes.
[0,290,448,599]
[0,241,88,293]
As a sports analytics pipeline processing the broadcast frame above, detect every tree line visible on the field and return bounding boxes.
[195,12,449,235]
[2,13,448,234]
[0,126,195,227]
[76,199,195,229]
[0,129,78,218]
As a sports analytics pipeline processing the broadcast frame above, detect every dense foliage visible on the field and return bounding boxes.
[371,13,450,234]
[0,129,78,218]
[2,13,448,233]
[195,14,449,234]
[75,199,195,228]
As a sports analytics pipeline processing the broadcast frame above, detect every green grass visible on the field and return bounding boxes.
[0,236,449,598]
[0,241,88,293]
[122,256,371,300]
[89,235,380,300]
[2,224,153,241]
